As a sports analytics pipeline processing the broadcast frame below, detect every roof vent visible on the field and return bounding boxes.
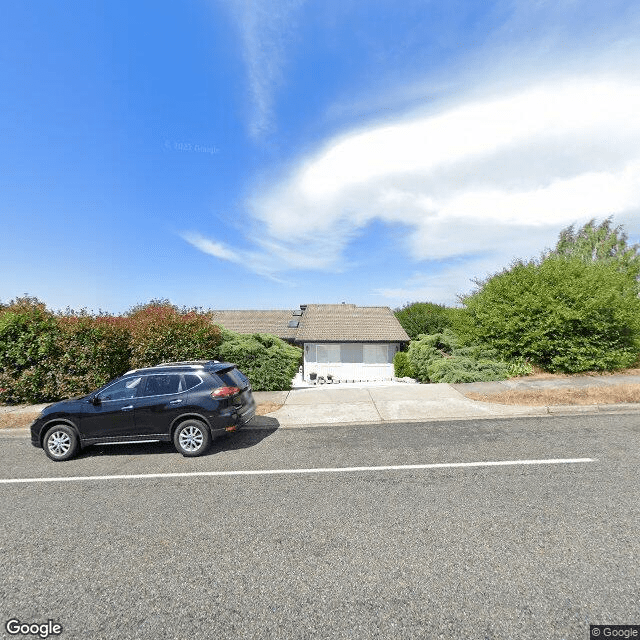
[288,320,300,328]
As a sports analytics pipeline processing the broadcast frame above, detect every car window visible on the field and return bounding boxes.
[98,376,143,401]
[184,374,202,390]
[215,368,248,388]
[142,374,181,397]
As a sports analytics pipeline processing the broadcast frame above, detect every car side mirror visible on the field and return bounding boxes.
[91,396,101,406]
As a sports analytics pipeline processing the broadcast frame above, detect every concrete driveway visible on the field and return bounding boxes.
[252,375,640,428]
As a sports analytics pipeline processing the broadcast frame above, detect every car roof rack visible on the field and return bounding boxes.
[124,360,221,375]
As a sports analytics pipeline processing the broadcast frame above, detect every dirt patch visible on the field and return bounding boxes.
[255,402,284,415]
[0,410,41,430]
[465,383,640,406]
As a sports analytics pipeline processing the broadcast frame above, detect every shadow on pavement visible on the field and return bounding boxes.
[76,419,280,460]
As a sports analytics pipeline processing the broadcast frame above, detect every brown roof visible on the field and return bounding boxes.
[211,304,409,343]
[294,304,409,342]
[211,310,299,340]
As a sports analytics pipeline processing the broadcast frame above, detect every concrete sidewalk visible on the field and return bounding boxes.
[251,374,640,428]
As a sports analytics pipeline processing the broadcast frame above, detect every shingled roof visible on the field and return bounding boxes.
[210,310,299,340]
[211,304,409,343]
[295,304,409,342]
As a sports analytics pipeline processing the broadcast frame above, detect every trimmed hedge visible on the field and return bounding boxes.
[1,298,302,403]
[126,301,222,369]
[0,298,61,403]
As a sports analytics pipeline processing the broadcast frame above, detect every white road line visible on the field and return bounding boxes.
[0,458,596,485]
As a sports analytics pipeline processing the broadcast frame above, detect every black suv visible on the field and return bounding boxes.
[30,361,256,461]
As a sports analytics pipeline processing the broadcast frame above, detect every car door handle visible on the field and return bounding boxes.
[121,405,134,411]
[169,399,183,405]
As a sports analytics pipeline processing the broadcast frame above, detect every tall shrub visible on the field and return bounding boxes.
[393,351,414,378]
[461,256,640,372]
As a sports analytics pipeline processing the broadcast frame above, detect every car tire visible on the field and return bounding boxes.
[173,419,211,457]
[43,424,80,462]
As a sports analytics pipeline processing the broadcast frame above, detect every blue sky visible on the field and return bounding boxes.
[2,0,639,313]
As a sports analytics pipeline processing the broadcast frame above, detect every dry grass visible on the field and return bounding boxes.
[465,383,640,406]
[255,402,284,415]
[511,366,640,380]
[0,410,41,430]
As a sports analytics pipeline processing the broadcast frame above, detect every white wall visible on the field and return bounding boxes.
[303,342,401,382]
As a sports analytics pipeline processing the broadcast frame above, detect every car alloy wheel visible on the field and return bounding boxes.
[43,425,79,461]
[174,419,211,457]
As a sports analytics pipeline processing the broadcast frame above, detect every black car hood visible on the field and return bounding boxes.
[42,396,86,414]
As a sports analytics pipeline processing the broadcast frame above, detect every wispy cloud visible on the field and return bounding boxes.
[180,231,291,283]
[185,69,640,299]
[221,0,305,138]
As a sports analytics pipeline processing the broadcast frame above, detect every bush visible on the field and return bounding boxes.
[426,356,509,384]
[215,328,302,391]
[407,330,515,383]
[461,256,640,373]
[126,301,222,369]
[393,351,414,378]
[505,357,534,378]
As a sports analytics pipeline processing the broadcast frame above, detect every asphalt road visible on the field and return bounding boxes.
[1,414,639,640]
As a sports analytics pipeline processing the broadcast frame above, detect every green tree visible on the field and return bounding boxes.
[394,302,457,340]
[549,216,640,279]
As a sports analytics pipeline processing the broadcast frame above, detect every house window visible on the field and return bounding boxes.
[341,343,363,363]
[363,344,391,364]
[317,344,340,363]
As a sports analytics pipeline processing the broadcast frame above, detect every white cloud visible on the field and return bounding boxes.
[185,65,640,299]
[221,0,305,138]
[245,73,640,271]
[181,232,239,262]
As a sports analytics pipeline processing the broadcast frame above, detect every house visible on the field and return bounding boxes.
[210,304,410,383]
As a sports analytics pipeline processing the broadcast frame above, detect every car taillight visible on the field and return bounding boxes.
[211,386,240,399]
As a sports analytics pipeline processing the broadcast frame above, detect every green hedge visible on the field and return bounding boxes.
[0,298,61,403]
[0,296,305,403]
[1,298,304,404]
[126,301,222,369]
[394,302,459,340]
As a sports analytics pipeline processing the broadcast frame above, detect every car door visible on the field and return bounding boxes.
[81,375,144,442]
[134,373,187,438]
